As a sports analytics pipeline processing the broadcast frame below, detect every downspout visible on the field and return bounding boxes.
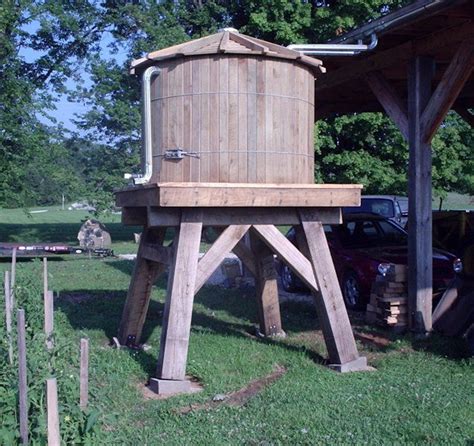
[288,33,378,56]
[125,66,161,185]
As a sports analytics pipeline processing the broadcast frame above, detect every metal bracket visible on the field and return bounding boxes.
[163,148,200,160]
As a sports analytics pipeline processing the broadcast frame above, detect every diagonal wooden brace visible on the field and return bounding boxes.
[299,209,366,368]
[118,227,167,346]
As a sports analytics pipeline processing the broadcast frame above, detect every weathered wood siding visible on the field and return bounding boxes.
[149,55,315,184]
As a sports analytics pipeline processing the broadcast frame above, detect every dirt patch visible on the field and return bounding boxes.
[354,331,392,348]
[175,365,287,414]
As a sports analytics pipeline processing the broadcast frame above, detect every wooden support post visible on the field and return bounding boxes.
[155,210,202,389]
[408,56,435,334]
[45,290,54,350]
[118,228,167,346]
[299,210,367,371]
[80,338,89,410]
[17,309,28,445]
[46,378,61,446]
[4,271,13,364]
[250,231,284,337]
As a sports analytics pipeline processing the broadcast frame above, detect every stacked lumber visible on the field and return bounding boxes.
[366,265,408,331]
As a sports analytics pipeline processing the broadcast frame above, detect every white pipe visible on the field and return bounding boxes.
[134,66,161,185]
[288,33,377,56]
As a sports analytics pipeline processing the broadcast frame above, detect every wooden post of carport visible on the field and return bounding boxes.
[366,40,474,334]
[407,56,435,334]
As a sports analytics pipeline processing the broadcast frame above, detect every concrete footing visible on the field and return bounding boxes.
[329,356,372,373]
[149,378,192,395]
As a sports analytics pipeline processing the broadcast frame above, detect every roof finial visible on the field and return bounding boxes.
[218,27,239,33]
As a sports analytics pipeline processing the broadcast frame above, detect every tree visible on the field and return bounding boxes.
[0,1,113,207]
[2,0,470,210]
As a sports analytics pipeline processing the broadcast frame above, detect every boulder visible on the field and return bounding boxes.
[77,219,112,248]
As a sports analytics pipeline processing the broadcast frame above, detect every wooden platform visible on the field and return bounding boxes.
[117,185,368,394]
[115,183,362,208]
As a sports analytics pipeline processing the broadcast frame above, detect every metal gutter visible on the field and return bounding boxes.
[288,33,378,56]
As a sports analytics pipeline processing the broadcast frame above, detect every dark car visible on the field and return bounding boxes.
[279,214,462,310]
[344,195,408,227]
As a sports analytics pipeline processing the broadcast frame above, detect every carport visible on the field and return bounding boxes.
[315,0,473,334]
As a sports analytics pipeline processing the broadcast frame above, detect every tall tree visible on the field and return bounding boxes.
[0,1,111,207]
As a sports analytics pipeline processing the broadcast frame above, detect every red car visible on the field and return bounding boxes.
[280,214,463,310]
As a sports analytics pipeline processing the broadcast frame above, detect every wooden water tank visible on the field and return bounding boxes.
[131,30,325,184]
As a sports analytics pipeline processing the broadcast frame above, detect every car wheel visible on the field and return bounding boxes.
[280,264,297,292]
[342,271,364,310]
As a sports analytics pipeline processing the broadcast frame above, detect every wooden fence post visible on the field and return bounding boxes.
[11,247,17,305]
[17,309,28,445]
[4,271,13,364]
[79,338,89,410]
[43,257,48,300]
[46,378,61,446]
[44,291,54,350]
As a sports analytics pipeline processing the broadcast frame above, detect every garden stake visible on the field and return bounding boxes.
[46,378,60,446]
[80,338,89,409]
[4,270,13,364]
[11,247,17,305]
[17,309,28,445]
[44,290,54,350]
[43,257,48,301]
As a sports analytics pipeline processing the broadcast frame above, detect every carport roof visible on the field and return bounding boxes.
[316,0,473,120]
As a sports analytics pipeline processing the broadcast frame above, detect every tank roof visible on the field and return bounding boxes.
[130,29,325,75]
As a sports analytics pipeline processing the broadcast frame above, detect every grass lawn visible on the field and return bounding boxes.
[435,192,474,211]
[1,207,473,444]
[0,206,141,255]
[1,255,473,445]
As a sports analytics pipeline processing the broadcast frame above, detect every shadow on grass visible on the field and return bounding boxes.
[411,333,471,359]
[60,258,471,375]
[347,308,472,359]
[55,287,328,376]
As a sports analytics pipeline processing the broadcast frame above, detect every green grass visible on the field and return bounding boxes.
[434,192,474,210]
[1,257,473,445]
[0,206,141,255]
[1,207,473,444]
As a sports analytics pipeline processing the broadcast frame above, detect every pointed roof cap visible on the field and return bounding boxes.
[130,29,325,75]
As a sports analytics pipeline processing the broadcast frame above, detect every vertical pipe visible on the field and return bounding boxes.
[17,309,28,445]
[134,66,161,185]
